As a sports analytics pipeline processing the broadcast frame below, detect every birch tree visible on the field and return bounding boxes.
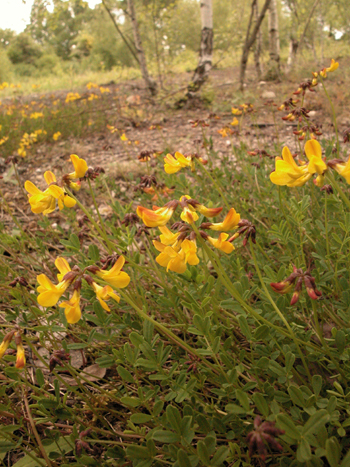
[187,0,213,98]
[266,0,280,79]
[126,0,157,96]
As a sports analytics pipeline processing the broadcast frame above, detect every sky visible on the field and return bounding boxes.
[0,0,102,33]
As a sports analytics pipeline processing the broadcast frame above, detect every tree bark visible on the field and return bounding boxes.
[266,0,280,80]
[239,0,271,91]
[187,0,213,98]
[253,0,263,81]
[126,0,157,96]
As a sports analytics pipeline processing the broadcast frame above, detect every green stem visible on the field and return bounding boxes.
[199,163,231,210]
[118,290,220,376]
[249,240,312,380]
[88,179,109,240]
[319,76,339,153]
[65,187,113,253]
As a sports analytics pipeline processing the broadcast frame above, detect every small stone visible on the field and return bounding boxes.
[258,81,267,86]
[261,91,276,99]
[308,110,317,117]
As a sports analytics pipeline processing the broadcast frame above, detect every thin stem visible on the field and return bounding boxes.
[319,76,339,153]
[249,240,312,380]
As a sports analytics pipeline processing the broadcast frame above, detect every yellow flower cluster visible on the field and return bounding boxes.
[270,139,350,188]
[37,256,130,323]
[136,195,240,274]
[65,92,81,103]
[17,129,47,157]
[24,154,87,215]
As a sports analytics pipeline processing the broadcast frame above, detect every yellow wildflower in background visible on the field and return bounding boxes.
[164,152,191,174]
[53,131,61,141]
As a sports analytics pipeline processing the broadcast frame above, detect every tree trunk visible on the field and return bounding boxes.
[266,0,280,80]
[187,0,213,98]
[253,0,263,81]
[239,0,271,91]
[127,0,157,96]
[286,37,298,71]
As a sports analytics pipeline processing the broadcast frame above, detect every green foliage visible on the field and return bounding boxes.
[7,33,42,65]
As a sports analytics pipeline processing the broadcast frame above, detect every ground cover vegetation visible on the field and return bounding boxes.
[1,54,350,466]
[1,1,350,466]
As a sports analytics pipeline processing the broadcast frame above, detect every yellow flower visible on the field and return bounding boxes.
[304,140,327,175]
[218,128,228,138]
[207,233,234,254]
[270,146,312,187]
[181,206,199,224]
[158,226,180,245]
[326,59,339,73]
[153,239,199,274]
[333,156,350,184]
[25,171,76,215]
[60,289,81,324]
[196,204,223,218]
[53,131,61,141]
[55,257,71,282]
[232,107,242,116]
[120,133,128,141]
[15,336,26,370]
[0,330,15,359]
[203,208,241,232]
[136,202,176,227]
[92,282,120,312]
[68,154,88,179]
[37,274,72,307]
[96,256,130,288]
[164,152,191,174]
[230,118,239,126]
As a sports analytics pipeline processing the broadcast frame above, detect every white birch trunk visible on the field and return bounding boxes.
[187,0,213,97]
[267,0,280,79]
[127,0,157,96]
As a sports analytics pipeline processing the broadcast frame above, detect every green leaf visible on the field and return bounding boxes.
[312,375,322,396]
[152,431,180,443]
[276,414,301,440]
[297,438,312,462]
[166,405,182,434]
[177,449,191,467]
[130,414,152,424]
[238,316,251,339]
[126,445,150,460]
[35,369,45,387]
[254,325,270,340]
[212,446,229,466]
[88,244,100,262]
[12,436,73,467]
[288,386,305,407]
[340,450,350,467]
[252,393,269,417]
[302,410,330,437]
[326,437,341,467]
[117,366,134,383]
[236,389,250,411]
[197,441,210,465]
[120,397,141,408]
